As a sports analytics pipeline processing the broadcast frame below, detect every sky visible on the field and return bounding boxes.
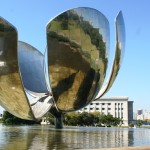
[0,0,150,113]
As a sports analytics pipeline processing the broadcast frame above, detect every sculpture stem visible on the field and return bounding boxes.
[54,114,63,129]
[49,106,64,129]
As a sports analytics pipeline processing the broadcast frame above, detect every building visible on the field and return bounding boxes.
[79,97,133,126]
[143,111,150,120]
[137,109,143,115]
[0,113,2,119]
[136,109,144,120]
[136,109,150,121]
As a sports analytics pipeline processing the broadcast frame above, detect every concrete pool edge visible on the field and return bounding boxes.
[80,145,150,150]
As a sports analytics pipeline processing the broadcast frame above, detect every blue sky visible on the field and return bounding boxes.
[0,0,150,113]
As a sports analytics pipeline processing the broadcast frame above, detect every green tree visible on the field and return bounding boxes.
[91,112,101,126]
[136,120,143,127]
[64,112,80,126]
[78,112,94,126]
[112,117,123,126]
[47,113,55,125]
[100,114,122,127]
[2,111,37,125]
[100,114,112,127]
[129,122,134,127]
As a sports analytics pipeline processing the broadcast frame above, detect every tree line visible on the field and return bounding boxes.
[2,111,150,128]
[2,111,38,125]
[49,112,123,127]
[2,111,122,127]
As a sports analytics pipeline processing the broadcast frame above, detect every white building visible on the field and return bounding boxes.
[0,113,2,119]
[137,114,144,120]
[144,111,150,120]
[79,97,133,126]
[136,109,150,120]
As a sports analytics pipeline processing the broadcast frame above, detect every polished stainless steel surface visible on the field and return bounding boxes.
[95,11,125,99]
[0,17,34,120]
[0,18,53,120]
[18,41,49,95]
[0,7,125,123]
[18,41,53,119]
[47,7,110,112]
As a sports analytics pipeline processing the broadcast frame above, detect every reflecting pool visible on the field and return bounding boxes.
[0,124,150,149]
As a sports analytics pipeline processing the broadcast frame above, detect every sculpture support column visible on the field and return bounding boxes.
[49,106,64,129]
[54,114,63,129]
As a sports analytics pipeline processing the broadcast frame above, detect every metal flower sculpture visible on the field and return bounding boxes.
[0,7,125,128]
[0,19,53,120]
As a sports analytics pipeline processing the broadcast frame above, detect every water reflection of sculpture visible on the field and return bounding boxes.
[0,7,125,128]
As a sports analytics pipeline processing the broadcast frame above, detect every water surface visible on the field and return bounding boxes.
[0,124,150,149]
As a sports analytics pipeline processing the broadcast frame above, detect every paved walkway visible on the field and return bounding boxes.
[80,146,150,150]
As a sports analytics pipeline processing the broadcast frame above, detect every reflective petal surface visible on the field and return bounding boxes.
[95,11,125,99]
[47,7,109,112]
[18,41,53,119]
[0,17,34,120]
[18,41,49,95]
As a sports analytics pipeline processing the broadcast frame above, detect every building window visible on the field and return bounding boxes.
[121,112,123,118]
[102,103,105,105]
[90,103,93,105]
[108,103,111,105]
[102,108,105,110]
[84,108,87,110]
[96,103,99,105]
[96,108,99,110]
[118,103,120,105]
[118,108,120,110]
[90,108,93,110]
[121,108,123,110]
[108,108,111,110]
[115,103,117,105]
[115,108,117,110]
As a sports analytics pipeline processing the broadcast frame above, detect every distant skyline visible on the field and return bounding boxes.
[0,0,150,113]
